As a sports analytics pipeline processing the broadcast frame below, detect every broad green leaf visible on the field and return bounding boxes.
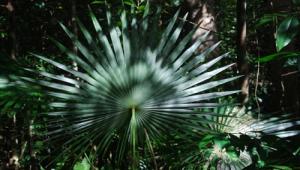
[276,16,300,51]
[73,158,90,170]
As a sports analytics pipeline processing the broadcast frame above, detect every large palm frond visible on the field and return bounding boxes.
[24,6,240,165]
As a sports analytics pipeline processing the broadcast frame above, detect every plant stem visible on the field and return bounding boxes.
[144,128,158,170]
[130,107,138,170]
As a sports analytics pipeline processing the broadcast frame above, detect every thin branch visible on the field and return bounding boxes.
[253,7,261,119]
[163,10,218,33]
[281,71,299,77]
[255,62,261,119]
[177,16,218,33]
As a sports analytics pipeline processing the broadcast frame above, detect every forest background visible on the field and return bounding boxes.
[0,0,300,169]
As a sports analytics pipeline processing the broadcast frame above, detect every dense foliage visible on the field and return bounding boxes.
[1,0,300,169]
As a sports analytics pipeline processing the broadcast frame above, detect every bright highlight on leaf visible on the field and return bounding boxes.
[205,106,300,138]
[276,16,300,52]
[73,158,90,170]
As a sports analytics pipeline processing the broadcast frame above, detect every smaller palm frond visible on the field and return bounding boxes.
[0,56,42,116]
[23,6,240,165]
[193,105,300,169]
[0,76,12,116]
[0,76,26,116]
[198,134,252,170]
[204,106,300,138]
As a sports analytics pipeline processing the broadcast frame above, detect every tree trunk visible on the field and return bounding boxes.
[236,0,249,104]
[7,0,17,60]
[183,0,218,53]
[6,1,20,169]
[70,0,78,71]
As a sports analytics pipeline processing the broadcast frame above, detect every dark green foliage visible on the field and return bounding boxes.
[1,0,300,169]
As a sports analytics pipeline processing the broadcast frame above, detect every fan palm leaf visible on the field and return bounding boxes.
[205,106,300,138]
[195,105,300,169]
[23,6,240,166]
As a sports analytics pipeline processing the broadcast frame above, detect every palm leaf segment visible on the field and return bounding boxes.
[27,7,240,162]
[0,75,37,117]
[206,106,300,138]
[199,106,300,169]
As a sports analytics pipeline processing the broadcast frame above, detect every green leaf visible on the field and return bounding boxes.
[226,151,238,160]
[293,147,300,155]
[73,158,90,170]
[268,165,292,170]
[90,0,105,5]
[257,160,265,168]
[276,16,300,51]
[198,135,215,149]
[258,52,300,63]
[256,13,287,28]
[124,1,135,6]
[214,138,230,149]
[256,15,275,28]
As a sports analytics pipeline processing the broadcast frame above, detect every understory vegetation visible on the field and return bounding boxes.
[0,0,300,169]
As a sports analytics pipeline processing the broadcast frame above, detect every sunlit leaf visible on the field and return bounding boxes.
[276,16,300,51]
[73,158,90,170]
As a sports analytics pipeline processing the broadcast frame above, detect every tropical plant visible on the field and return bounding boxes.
[203,106,300,137]
[177,105,300,169]
[198,133,252,170]
[14,4,243,168]
[257,4,300,63]
[0,59,47,169]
